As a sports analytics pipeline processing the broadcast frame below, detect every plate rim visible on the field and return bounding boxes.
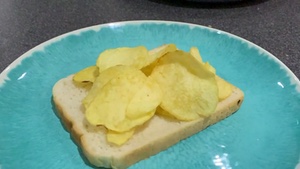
[0,20,299,91]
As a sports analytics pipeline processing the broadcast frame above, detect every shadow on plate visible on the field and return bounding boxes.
[51,98,103,169]
[149,0,269,9]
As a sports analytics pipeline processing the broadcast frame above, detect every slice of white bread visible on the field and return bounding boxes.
[52,75,244,169]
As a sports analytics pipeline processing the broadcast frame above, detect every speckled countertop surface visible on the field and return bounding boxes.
[0,0,299,79]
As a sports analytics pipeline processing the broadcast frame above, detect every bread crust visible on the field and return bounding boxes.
[52,75,244,169]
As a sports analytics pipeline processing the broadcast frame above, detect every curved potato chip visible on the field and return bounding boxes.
[158,50,215,79]
[82,65,141,108]
[73,66,99,83]
[189,47,232,99]
[126,76,162,119]
[190,47,203,63]
[85,66,161,133]
[190,47,216,74]
[151,50,218,120]
[85,68,146,127]
[216,76,233,100]
[107,129,135,146]
[155,106,178,120]
[204,62,216,74]
[141,44,177,76]
[112,109,156,132]
[96,46,149,73]
[148,44,177,58]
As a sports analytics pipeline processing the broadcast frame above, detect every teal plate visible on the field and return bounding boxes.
[0,21,299,169]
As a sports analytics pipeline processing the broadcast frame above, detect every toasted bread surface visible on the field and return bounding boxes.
[52,75,244,169]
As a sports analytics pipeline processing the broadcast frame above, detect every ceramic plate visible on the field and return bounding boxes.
[0,21,299,169]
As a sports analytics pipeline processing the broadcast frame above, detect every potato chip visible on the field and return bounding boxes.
[150,50,218,120]
[191,47,230,100]
[82,65,140,108]
[126,76,162,119]
[190,47,203,63]
[112,109,156,132]
[85,66,161,133]
[190,47,232,100]
[155,106,178,120]
[190,47,216,74]
[216,76,233,100]
[73,65,99,83]
[159,50,216,79]
[85,67,146,127]
[96,46,149,73]
[204,62,216,74]
[107,129,135,146]
[189,47,231,100]
[141,44,177,76]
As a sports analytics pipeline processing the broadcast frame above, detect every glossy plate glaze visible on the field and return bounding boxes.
[0,21,299,169]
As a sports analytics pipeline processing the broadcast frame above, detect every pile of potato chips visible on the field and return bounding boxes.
[73,44,232,145]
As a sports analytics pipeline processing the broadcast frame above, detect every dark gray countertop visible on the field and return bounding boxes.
[0,0,299,79]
